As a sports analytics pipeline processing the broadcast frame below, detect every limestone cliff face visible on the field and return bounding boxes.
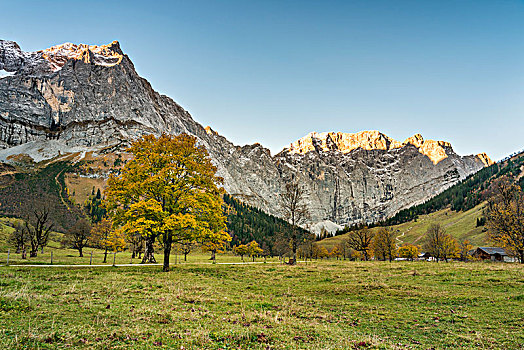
[0,40,198,149]
[0,39,492,226]
[273,132,491,225]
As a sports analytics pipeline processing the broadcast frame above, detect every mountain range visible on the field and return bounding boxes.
[0,39,493,231]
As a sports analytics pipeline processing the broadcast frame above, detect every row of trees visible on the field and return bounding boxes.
[330,174,524,264]
[232,241,264,262]
[9,215,126,262]
[317,224,473,263]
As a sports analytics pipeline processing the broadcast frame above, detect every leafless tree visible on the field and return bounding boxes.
[372,227,397,262]
[9,222,30,259]
[280,178,310,264]
[179,240,197,261]
[25,207,54,257]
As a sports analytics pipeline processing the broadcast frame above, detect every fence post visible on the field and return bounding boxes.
[6,249,10,266]
[113,252,116,266]
[90,251,93,265]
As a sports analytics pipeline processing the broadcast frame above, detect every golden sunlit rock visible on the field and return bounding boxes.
[41,41,123,70]
[286,130,472,165]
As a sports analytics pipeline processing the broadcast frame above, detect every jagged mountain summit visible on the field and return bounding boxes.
[284,130,491,166]
[0,39,492,230]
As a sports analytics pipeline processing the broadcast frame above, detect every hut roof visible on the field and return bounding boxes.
[478,247,508,256]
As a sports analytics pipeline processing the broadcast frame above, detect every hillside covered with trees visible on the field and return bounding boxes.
[223,193,308,256]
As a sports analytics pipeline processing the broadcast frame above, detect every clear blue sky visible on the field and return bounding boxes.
[2,0,524,160]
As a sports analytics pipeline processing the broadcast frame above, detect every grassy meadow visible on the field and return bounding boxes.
[1,260,523,349]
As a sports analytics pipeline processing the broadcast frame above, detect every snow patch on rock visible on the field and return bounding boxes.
[310,220,344,235]
[0,140,97,163]
[0,69,15,79]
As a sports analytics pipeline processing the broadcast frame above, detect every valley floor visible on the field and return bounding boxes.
[1,260,523,349]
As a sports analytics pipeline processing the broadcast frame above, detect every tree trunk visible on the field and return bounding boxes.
[103,248,108,263]
[519,249,524,264]
[141,235,156,263]
[162,233,172,272]
[163,245,171,272]
[21,248,26,259]
[30,241,38,257]
[79,247,83,257]
[184,252,188,261]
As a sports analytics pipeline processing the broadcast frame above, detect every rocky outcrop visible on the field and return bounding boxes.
[0,39,493,227]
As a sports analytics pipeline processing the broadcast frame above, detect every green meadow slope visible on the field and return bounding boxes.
[320,203,489,250]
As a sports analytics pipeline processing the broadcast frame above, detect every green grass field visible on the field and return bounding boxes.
[1,260,523,349]
[320,203,489,251]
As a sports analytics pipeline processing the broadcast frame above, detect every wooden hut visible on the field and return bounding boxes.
[473,247,516,262]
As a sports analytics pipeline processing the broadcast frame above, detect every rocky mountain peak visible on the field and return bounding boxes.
[283,130,463,164]
[476,152,494,166]
[404,133,425,147]
[41,41,123,70]
[284,130,403,155]
[0,39,123,76]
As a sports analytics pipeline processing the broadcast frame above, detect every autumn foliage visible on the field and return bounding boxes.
[105,134,230,271]
[485,177,524,263]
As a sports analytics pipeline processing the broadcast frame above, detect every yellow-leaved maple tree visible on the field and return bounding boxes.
[247,240,263,262]
[398,244,419,261]
[105,133,230,271]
